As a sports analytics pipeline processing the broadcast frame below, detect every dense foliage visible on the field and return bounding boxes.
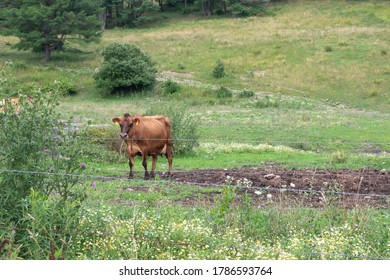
[94,43,157,93]
[0,0,102,62]
[0,73,86,259]
[99,0,272,27]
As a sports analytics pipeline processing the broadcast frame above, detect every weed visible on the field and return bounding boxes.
[238,90,255,98]
[329,151,349,165]
[324,46,333,52]
[216,86,233,98]
[254,95,280,108]
[211,185,237,228]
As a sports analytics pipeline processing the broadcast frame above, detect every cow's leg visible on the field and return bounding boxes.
[128,156,135,179]
[166,143,173,177]
[127,143,135,179]
[142,154,149,180]
[151,155,158,178]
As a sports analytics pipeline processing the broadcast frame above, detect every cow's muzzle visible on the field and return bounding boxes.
[120,133,128,140]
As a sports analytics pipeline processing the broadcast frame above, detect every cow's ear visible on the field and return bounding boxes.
[112,118,120,124]
[134,117,141,126]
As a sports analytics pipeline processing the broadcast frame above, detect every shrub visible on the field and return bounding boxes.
[0,78,86,258]
[161,80,181,95]
[146,103,200,155]
[238,90,255,98]
[51,80,78,96]
[213,59,225,78]
[94,43,157,93]
[216,86,233,98]
[324,46,333,52]
[79,125,124,163]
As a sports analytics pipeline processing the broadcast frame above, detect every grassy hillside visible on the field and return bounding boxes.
[0,1,389,111]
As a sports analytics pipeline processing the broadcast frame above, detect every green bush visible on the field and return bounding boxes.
[146,103,200,155]
[79,125,125,163]
[94,43,157,93]
[238,90,255,98]
[216,86,233,98]
[0,78,86,258]
[161,79,181,95]
[51,80,78,96]
[213,59,225,78]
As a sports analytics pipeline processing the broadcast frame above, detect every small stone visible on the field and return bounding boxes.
[264,174,276,180]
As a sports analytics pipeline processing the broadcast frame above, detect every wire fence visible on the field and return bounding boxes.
[71,136,390,146]
[0,168,389,198]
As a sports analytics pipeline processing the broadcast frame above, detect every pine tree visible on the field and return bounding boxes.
[0,0,103,62]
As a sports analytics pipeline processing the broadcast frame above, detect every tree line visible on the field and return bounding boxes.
[0,0,274,62]
[99,0,272,28]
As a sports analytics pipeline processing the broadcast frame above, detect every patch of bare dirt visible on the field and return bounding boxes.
[161,167,390,209]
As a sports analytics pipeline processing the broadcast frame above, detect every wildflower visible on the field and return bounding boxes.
[80,162,86,168]
[91,182,96,188]
[267,194,273,199]
[43,148,50,153]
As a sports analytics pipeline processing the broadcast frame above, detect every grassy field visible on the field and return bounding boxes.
[0,0,389,260]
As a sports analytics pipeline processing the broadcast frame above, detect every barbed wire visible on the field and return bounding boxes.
[0,168,389,198]
[94,166,389,177]
[73,136,390,146]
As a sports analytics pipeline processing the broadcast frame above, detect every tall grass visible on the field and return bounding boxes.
[63,179,390,260]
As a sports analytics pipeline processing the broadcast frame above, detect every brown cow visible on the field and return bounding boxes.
[112,113,173,179]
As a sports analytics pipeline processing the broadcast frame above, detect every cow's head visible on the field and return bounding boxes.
[112,113,140,140]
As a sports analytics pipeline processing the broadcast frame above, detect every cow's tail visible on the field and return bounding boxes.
[165,117,173,150]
